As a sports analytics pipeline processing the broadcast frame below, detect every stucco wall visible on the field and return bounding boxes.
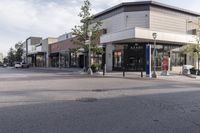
[149,6,199,34]
[100,11,150,34]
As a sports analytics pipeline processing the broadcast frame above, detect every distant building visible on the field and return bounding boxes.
[49,33,82,68]
[57,32,75,42]
[22,37,42,66]
[0,53,3,63]
[22,37,58,67]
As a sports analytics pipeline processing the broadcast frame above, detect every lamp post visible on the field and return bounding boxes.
[87,31,93,75]
[152,32,157,78]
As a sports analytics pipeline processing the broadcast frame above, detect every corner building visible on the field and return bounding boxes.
[94,1,200,72]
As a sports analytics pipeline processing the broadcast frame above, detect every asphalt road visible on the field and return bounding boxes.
[0,67,200,133]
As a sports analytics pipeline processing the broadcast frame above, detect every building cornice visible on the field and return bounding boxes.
[94,1,200,20]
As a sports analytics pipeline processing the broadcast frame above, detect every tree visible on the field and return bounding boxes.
[7,47,16,66]
[180,44,200,58]
[72,0,103,57]
[180,18,200,66]
[3,57,8,64]
[15,42,23,62]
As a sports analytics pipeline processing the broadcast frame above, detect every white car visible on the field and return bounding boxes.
[3,64,7,67]
[15,63,22,68]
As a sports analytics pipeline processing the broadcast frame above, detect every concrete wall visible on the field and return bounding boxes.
[99,6,198,35]
[41,38,58,53]
[101,11,150,34]
[149,6,199,34]
[40,38,58,67]
[27,37,42,54]
[106,44,114,71]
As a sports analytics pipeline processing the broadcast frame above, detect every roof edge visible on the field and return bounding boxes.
[94,1,200,19]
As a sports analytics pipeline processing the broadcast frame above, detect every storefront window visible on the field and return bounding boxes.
[151,44,181,70]
[171,52,185,66]
[70,52,78,67]
[36,54,45,67]
[51,56,59,67]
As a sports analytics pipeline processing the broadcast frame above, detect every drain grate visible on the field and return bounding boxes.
[153,119,159,122]
[76,97,98,103]
[92,89,108,92]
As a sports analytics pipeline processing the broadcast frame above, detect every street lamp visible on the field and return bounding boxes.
[152,32,157,78]
[87,31,93,75]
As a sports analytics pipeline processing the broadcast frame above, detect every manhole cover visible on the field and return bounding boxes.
[92,89,108,92]
[76,98,98,102]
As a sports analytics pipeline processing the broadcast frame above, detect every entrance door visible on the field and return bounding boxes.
[79,55,84,68]
[124,44,146,72]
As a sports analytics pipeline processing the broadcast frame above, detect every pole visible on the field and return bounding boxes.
[59,52,61,69]
[152,37,157,78]
[103,64,106,76]
[87,32,93,75]
[123,67,125,77]
[154,39,156,73]
[83,53,86,72]
[89,39,91,69]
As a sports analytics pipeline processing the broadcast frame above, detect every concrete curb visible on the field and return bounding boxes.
[184,74,200,79]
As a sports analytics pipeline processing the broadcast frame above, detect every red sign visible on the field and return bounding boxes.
[162,56,169,71]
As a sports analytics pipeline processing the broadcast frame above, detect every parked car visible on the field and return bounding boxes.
[15,62,22,68]
[21,63,29,68]
[3,64,8,67]
[15,62,29,68]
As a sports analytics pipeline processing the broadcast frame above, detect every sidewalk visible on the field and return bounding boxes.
[98,71,200,82]
[28,67,83,73]
[19,67,200,82]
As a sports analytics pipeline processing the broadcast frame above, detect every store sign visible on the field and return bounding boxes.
[146,45,151,77]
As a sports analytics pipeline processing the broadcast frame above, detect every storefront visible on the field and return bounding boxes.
[49,38,86,68]
[111,43,184,72]
[27,52,46,67]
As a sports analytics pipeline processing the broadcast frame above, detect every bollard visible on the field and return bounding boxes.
[123,67,125,77]
[103,64,106,76]
[141,71,143,78]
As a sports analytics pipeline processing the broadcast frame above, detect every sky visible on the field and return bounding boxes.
[0,0,200,56]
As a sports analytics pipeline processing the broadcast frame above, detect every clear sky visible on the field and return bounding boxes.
[0,0,200,56]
